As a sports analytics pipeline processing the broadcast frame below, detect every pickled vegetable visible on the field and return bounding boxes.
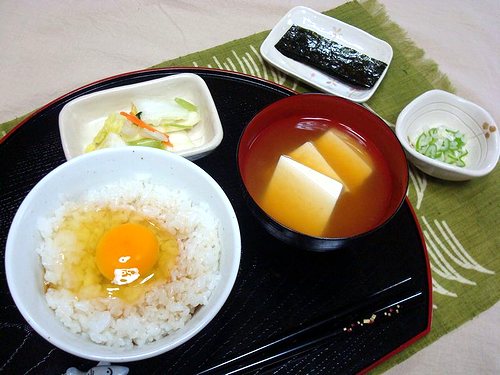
[84,97,200,153]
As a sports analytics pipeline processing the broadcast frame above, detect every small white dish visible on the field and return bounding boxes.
[396,90,499,181]
[5,147,241,362]
[59,73,223,161]
[260,6,393,102]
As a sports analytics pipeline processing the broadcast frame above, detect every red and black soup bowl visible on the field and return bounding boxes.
[237,94,408,252]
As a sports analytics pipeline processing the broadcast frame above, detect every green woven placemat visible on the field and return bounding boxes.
[2,0,498,372]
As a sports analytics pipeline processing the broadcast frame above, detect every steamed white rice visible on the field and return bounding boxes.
[36,178,221,348]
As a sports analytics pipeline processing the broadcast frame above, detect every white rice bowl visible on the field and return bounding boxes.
[38,179,221,348]
[5,147,241,362]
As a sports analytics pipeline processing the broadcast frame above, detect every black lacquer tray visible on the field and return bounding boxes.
[0,68,431,374]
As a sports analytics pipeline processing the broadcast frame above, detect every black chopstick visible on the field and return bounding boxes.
[197,277,421,375]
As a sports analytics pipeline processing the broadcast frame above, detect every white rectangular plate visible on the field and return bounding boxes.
[260,6,393,102]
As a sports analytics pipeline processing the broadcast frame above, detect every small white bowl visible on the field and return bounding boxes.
[5,147,241,362]
[260,6,393,102]
[396,90,499,181]
[59,73,223,161]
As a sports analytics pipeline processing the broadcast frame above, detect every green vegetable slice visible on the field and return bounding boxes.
[126,138,165,149]
[85,113,124,152]
[174,97,198,112]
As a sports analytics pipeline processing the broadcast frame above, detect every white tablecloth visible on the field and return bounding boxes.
[1,1,498,373]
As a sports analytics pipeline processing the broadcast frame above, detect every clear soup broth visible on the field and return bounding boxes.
[241,116,393,238]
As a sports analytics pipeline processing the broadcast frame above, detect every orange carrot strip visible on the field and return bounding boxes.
[120,111,160,133]
[119,111,172,147]
[162,140,172,147]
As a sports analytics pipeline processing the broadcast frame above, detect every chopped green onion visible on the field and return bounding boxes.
[413,126,467,167]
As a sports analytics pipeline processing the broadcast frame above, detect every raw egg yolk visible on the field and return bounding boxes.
[96,223,159,285]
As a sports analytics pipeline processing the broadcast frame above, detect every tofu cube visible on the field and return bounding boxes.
[260,155,344,237]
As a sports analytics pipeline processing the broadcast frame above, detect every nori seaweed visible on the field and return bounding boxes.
[275,25,387,89]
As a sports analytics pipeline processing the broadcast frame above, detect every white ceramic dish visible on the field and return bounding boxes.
[59,73,223,161]
[260,6,393,102]
[396,90,499,181]
[5,147,241,362]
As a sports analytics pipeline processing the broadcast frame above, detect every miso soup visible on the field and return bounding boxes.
[241,117,393,238]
